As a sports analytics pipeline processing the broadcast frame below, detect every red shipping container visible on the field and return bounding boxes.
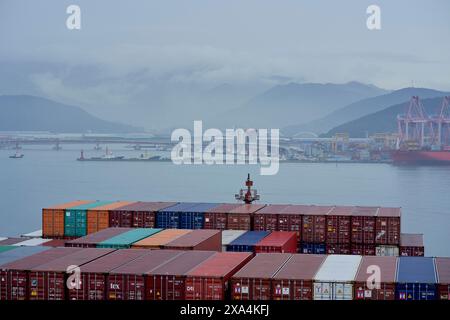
[28,248,114,300]
[253,205,290,231]
[65,227,133,248]
[399,233,424,256]
[231,253,291,300]
[68,249,150,300]
[0,247,81,300]
[351,243,376,256]
[278,205,310,243]
[326,206,352,244]
[42,239,67,247]
[204,204,242,230]
[163,230,222,251]
[302,206,333,243]
[351,206,378,244]
[109,202,176,228]
[227,204,266,230]
[87,201,133,234]
[146,251,216,300]
[375,207,401,245]
[254,232,297,254]
[185,252,253,300]
[326,243,351,255]
[107,250,182,300]
[354,256,397,300]
[271,254,326,300]
[435,257,450,300]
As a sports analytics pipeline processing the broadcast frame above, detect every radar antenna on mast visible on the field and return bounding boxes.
[235,174,260,204]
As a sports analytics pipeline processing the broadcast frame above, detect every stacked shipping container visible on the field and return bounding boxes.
[400,233,424,256]
[87,201,133,234]
[65,227,132,248]
[271,254,326,300]
[204,204,243,230]
[227,204,266,230]
[396,256,437,300]
[132,229,192,249]
[435,257,450,300]
[231,253,291,300]
[354,256,397,300]
[42,200,93,238]
[109,202,176,228]
[226,231,269,252]
[254,231,297,253]
[163,230,221,251]
[97,228,162,249]
[65,201,114,237]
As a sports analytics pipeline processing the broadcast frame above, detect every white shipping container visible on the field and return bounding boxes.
[20,230,42,238]
[375,245,399,256]
[12,238,52,246]
[221,230,247,252]
[313,255,362,300]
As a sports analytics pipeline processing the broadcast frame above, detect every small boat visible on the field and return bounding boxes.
[9,152,24,159]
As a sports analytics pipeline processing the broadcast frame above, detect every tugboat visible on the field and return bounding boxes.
[9,151,24,159]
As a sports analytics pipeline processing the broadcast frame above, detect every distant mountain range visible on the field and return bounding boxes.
[283,87,450,136]
[0,95,142,133]
[324,96,446,137]
[216,81,388,128]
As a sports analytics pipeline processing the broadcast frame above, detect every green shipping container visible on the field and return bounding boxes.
[97,228,162,249]
[64,201,113,237]
[0,245,17,253]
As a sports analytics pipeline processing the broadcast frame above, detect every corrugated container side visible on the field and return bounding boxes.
[395,256,437,300]
[351,207,378,244]
[0,247,81,300]
[313,255,362,300]
[68,249,150,300]
[185,252,254,300]
[375,245,399,257]
[28,248,115,300]
[87,201,133,234]
[354,256,397,300]
[271,254,326,300]
[42,200,93,238]
[64,201,113,237]
[302,206,333,243]
[326,243,351,255]
[231,253,291,300]
[399,233,424,257]
[351,243,376,256]
[375,208,401,245]
[435,257,450,300]
[203,204,242,230]
[253,205,290,232]
[300,242,326,255]
[326,206,352,244]
[156,203,198,229]
[278,205,309,243]
[107,250,183,300]
[146,251,216,300]
[227,204,266,231]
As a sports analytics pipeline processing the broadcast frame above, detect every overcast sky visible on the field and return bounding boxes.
[1,0,450,127]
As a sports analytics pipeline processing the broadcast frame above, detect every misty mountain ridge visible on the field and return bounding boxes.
[0,95,143,133]
[324,96,447,138]
[284,87,450,136]
[213,81,388,129]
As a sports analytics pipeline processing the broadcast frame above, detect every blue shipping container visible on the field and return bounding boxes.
[396,256,437,300]
[180,203,220,229]
[226,231,270,252]
[0,246,50,266]
[156,202,198,229]
[301,242,326,254]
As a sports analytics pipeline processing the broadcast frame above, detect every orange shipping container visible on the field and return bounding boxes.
[132,229,192,249]
[87,201,133,235]
[42,200,93,238]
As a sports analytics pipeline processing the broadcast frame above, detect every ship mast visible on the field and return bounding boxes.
[235,174,260,204]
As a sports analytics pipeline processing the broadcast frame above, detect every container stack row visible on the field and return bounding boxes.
[41,200,424,256]
[1,247,448,301]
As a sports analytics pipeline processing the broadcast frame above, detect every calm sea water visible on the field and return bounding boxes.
[1,144,449,256]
